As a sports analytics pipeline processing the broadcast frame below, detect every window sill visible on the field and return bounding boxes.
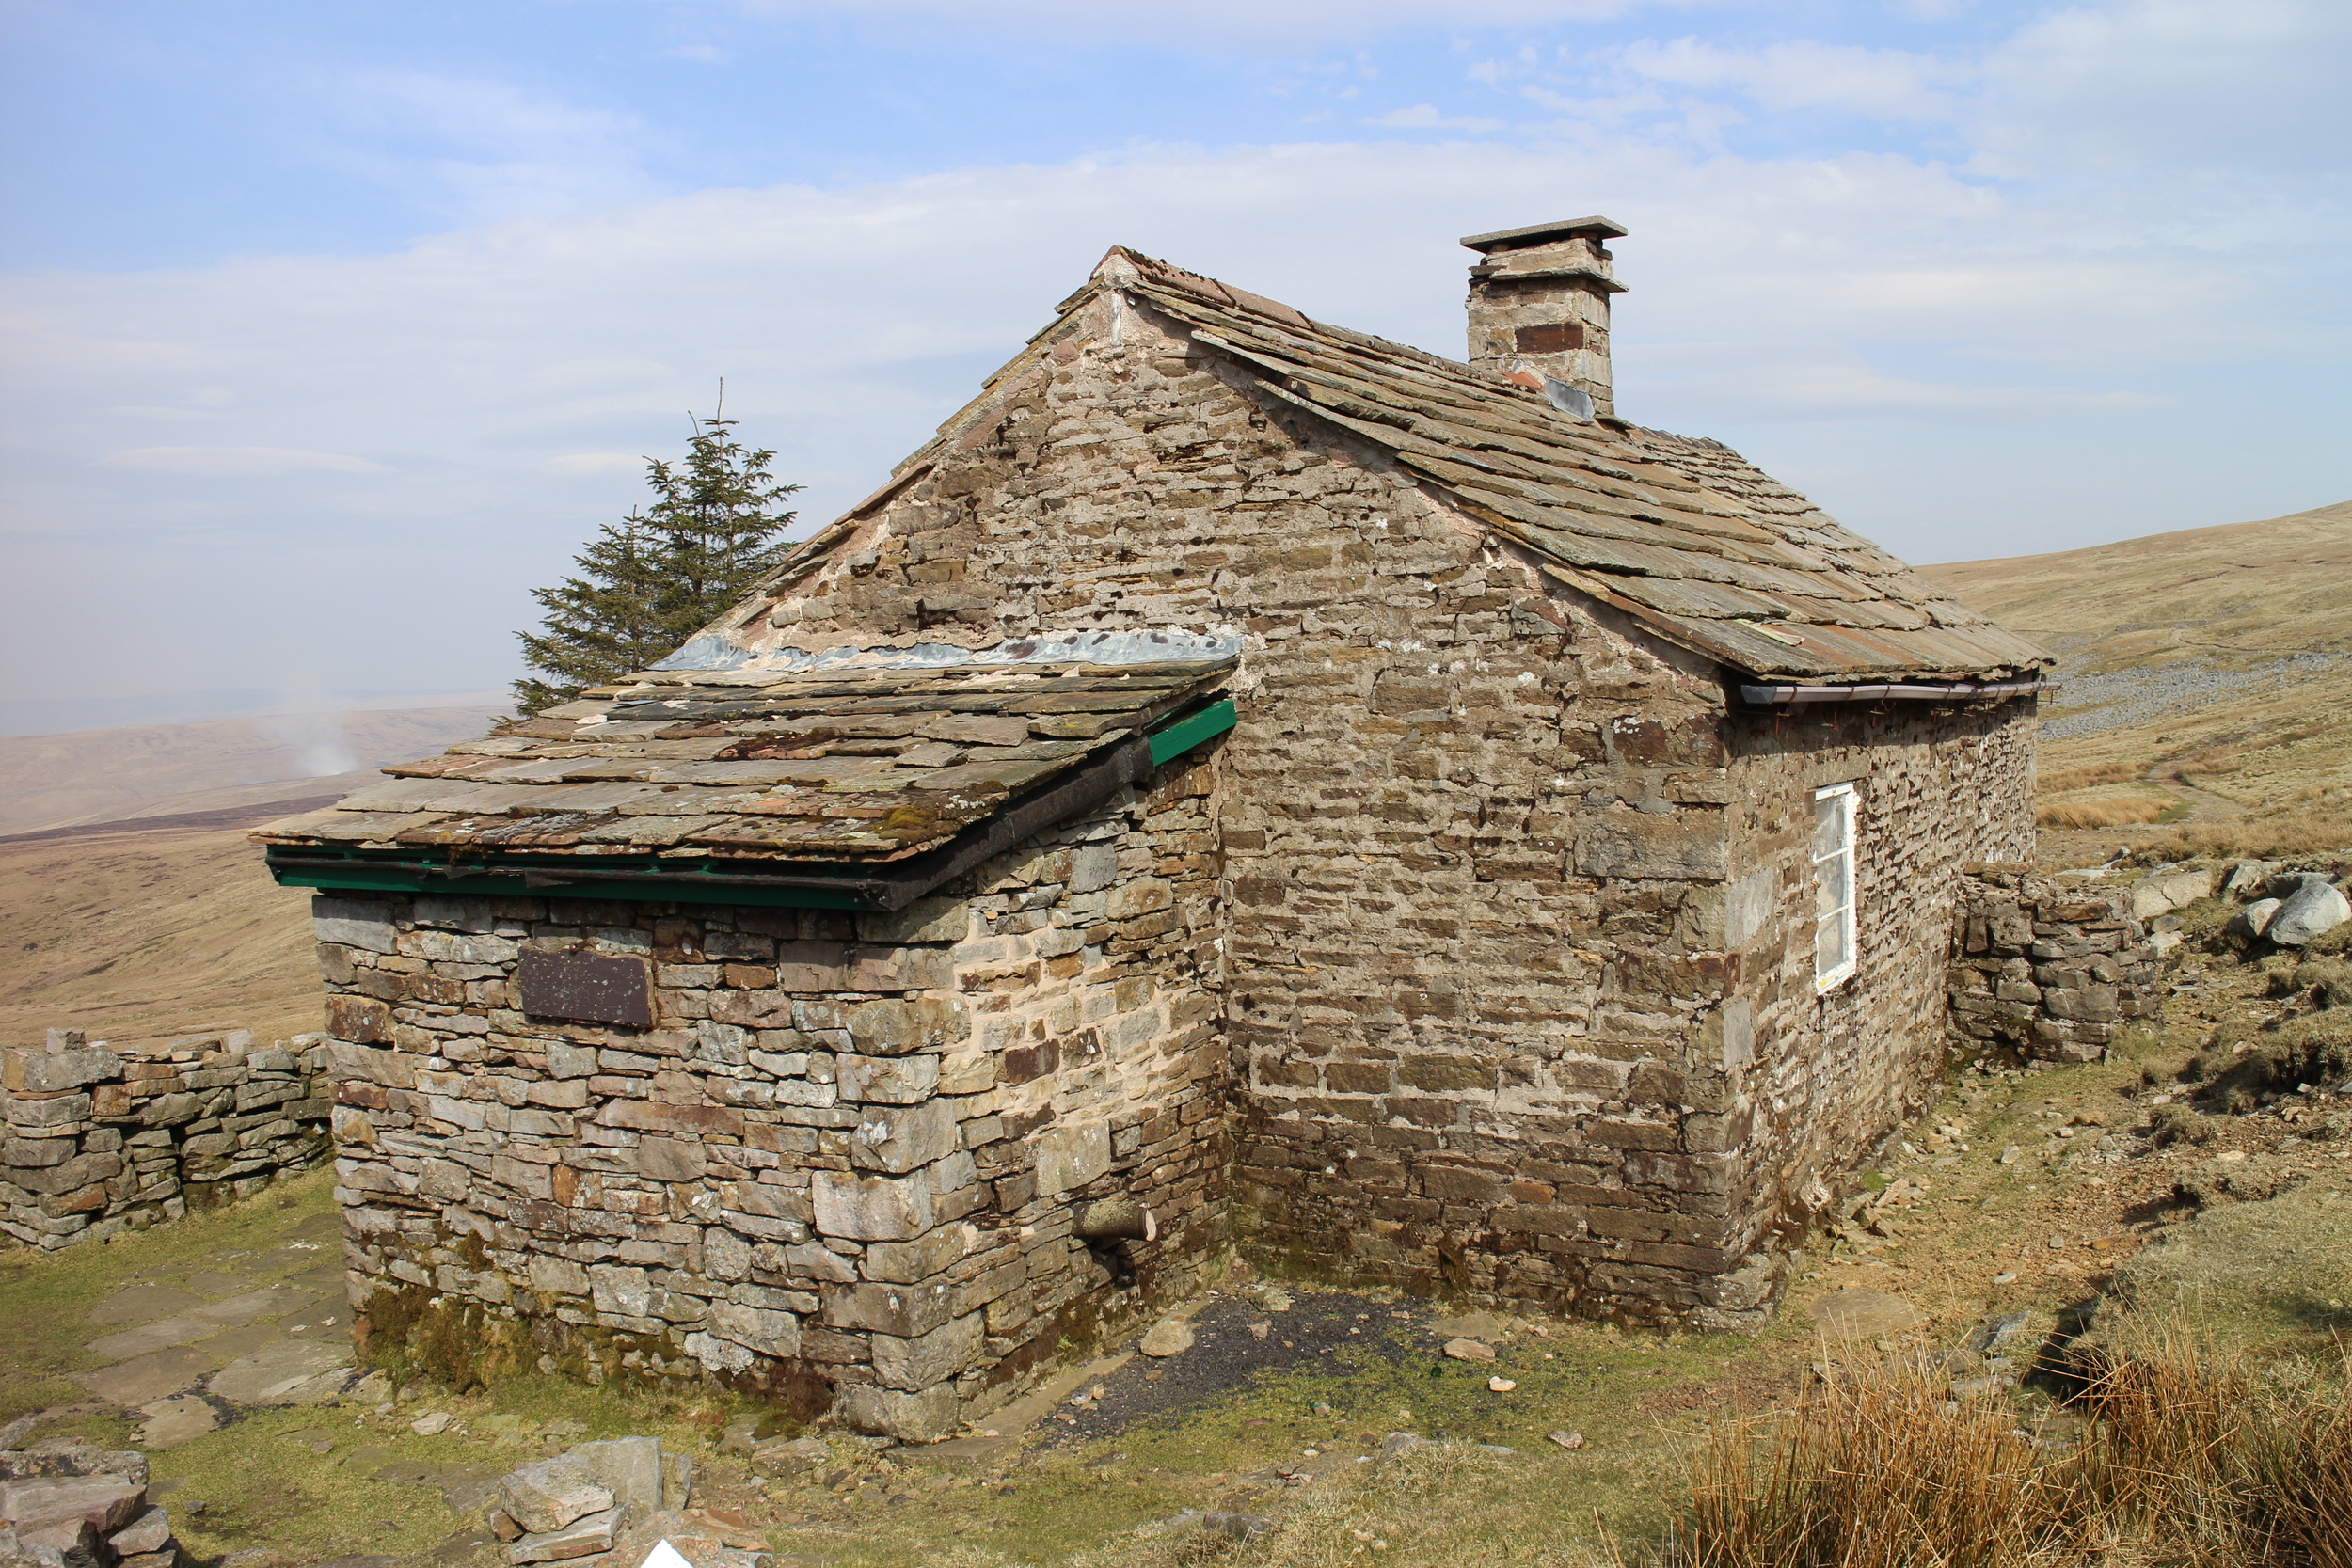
[1815,963,1857,994]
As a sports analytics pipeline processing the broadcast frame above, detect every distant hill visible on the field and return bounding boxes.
[0,705,505,836]
[1924,499,2352,840]
[0,804,324,1049]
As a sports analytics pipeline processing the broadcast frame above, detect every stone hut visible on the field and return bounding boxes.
[258,217,2052,1440]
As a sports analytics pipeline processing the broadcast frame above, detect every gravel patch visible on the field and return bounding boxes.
[1035,1291,1434,1448]
[2042,653,2350,741]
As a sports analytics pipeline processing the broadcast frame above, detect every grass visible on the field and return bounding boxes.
[1670,1331,2351,1568]
[2106,799,2352,866]
[2040,763,2149,795]
[2036,785,2180,829]
[0,1164,341,1432]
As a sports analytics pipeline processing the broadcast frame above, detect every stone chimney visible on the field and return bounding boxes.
[1461,216,1628,420]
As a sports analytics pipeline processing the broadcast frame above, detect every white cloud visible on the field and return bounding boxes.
[1636,342,2168,421]
[97,447,391,475]
[320,73,666,225]
[1368,104,1506,132]
[1973,0,2352,178]
[548,452,651,473]
[7,1,2347,700]
[105,405,214,422]
[1615,38,1963,121]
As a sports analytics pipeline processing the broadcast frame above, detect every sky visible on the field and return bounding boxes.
[2,0,2346,705]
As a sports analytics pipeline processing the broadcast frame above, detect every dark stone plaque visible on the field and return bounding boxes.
[517,950,654,1028]
[1513,322,1584,354]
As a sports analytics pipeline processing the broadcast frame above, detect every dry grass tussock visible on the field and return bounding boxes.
[2037,786,2179,829]
[2121,800,2352,864]
[1673,1330,2350,1568]
[2041,763,2150,795]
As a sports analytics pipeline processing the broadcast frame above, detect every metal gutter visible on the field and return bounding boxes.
[266,697,1239,911]
[1738,678,2061,706]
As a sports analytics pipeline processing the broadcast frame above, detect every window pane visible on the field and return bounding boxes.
[1812,793,1843,860]
[1816,912,1850,975]
[1817,852,1851,920]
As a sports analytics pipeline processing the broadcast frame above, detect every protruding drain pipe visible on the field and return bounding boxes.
[1075,1198,1157,1290]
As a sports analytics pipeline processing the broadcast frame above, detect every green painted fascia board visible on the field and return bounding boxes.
[1148,698,1236,765]
[271,863,861,908]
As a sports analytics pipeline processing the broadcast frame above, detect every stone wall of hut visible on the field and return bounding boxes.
[694,286,2045,1328]
[1718,704,2040,1288]
[318,755,1223,1441]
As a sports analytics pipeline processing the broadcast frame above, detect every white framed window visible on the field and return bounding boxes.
[1812,782,1858,992]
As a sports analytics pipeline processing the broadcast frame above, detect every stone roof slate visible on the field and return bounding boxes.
[254,656,1232,863]
[1089,251,2048,681]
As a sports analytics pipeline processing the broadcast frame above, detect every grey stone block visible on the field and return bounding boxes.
[835,1053,939,1104]
[566,1437,662,1522]
[846,998,968,1057]
[810,1168,933,1242]
[500,1458,614,1535]
[850,1101,959,1174]
[312,896,397,954]
[871,1313,982,1390]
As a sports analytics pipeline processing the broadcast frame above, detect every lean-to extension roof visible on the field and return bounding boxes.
[254,645,1235,881]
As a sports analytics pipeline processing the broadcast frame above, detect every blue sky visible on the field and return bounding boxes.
[3,0,2347,704]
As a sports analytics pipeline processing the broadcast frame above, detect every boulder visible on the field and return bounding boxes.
[2267,881,2350,946]
[2230,898,2284,939]
[503,1504,619,1565]
[9,1515,103,1568]
[2128,867,2212,920]
[1137,1318,1195,1357]
[2221,859,2282,898]
[0,1477,149,1535]
[564,1438,661,1521]
[1808,1288,1925,1338]
[106,1507,174,1558]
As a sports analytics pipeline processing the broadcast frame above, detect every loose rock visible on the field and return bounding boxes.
[1441,1338,1497,1363]
[499,1458,614,1536]
[1809,1288,1925,1338]
[1138,1318,1195,1358]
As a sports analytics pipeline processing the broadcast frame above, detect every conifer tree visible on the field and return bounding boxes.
[514,408,803,713]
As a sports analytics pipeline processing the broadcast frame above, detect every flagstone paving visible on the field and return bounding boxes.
[45,1205,359,1441]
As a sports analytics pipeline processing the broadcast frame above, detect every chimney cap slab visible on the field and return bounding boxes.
[1459,215,1629,252]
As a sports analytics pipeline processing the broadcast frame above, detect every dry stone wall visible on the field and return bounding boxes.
[320,757,1223,1441]
[2,1028,329,1251]
[1947,868,2165,1064]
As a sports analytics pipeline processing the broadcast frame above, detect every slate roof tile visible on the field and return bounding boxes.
[257,654,1234,866]
[1064,252,2047,682]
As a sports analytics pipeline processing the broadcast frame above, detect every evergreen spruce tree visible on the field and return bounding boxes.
[514,408,803,713]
